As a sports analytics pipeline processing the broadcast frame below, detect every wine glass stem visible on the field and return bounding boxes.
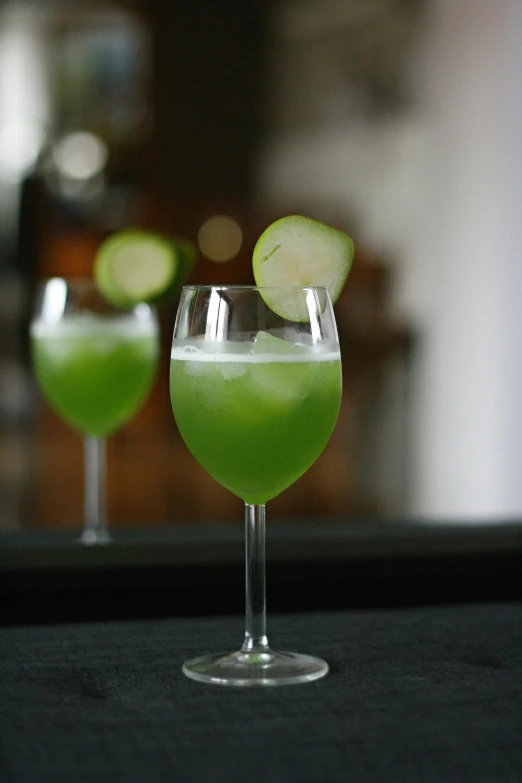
[83,435,108,543]
[242,503,269,652]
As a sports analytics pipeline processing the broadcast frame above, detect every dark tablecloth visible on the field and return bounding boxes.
[1,603,521,783]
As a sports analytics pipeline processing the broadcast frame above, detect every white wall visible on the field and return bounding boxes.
[257,0,522,520]
[256,118,430,323]
[412,0,522,519]
[0,5,50,184]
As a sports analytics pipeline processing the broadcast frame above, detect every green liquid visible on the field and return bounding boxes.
[170,345,342,504]
[31,316,159,437]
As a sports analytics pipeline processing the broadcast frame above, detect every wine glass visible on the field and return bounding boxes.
[31,278,160,544]
[170,285,342,685]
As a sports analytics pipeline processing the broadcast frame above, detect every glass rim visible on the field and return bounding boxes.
[182,284,330,293]
[32,277,157,316]
[36,276,95,289]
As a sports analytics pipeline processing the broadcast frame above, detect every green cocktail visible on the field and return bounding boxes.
[31,315,159,437]
[171,285,343,686]
[30,278,160,544]
[170,338,341,504]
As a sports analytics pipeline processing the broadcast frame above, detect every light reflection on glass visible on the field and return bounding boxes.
[306,289,323,343]
[205,289,228,342]
[41,278,67,324]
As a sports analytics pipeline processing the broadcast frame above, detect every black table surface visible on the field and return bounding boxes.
[1,602,521,783]
[2,520,522,624]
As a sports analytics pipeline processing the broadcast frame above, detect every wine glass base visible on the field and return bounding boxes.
[182,649,329,687]
[80,529,111,546]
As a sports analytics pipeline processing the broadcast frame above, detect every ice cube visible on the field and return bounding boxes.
[220,362,247,380]
[253,331,310,357]
[183,360,210,377]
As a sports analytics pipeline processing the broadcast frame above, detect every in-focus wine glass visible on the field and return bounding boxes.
[170,285,342,685]
[31,278,160,544]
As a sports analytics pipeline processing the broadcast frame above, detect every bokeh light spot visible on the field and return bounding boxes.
[53,132,108,181]
[198,215,243,262]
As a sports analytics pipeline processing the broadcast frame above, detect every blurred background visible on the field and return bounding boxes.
[1,0,521,534]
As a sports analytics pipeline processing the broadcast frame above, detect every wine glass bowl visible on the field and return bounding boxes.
[170,286,342,685]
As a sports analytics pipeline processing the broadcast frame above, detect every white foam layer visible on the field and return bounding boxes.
[31,314,157,340]
[170,344,340,364]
